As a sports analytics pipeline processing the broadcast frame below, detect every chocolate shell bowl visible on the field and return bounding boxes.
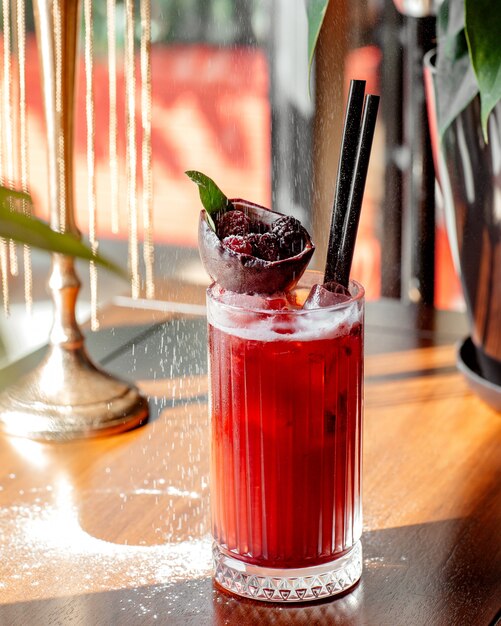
[198,199,315,294]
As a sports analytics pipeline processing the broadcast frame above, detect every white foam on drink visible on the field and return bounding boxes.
[207,292,361,342]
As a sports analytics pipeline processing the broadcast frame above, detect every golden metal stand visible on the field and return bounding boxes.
[0,0,148,440]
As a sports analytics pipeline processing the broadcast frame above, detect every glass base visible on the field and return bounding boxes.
[213,541,362,603]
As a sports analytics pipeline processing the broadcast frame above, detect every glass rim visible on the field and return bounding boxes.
[206,270,365,316]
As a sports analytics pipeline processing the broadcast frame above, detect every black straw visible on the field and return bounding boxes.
[333,93,380,287]
[324,79,366,284]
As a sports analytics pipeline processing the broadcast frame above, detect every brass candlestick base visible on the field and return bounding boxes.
[0,255,148,441]
[0,347,148,441]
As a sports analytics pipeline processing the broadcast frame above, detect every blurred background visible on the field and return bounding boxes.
[0,0,462,367]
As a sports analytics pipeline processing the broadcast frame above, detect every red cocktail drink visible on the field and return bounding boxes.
[207,272,364,602]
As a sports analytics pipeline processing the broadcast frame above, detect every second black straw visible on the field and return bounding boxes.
[324,80,379,288]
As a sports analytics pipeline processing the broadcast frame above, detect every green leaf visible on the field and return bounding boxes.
[0,189,127,279]
[306,0,329,83]
[185,170,233,224]
[205,212,216,232]
[435,0,479,138]
[465,0,501,139]
[0,185,31,205]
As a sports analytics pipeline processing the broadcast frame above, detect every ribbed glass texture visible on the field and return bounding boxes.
[207,279,364,599]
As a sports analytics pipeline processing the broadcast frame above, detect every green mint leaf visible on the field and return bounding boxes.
[185,171,233,220]
[205,212,216,232]
[465,0,501,140]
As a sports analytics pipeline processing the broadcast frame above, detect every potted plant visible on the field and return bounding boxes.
[309,0,501,401]
[423,0,501,399]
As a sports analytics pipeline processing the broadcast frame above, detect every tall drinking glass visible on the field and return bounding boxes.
[207,271,364,602]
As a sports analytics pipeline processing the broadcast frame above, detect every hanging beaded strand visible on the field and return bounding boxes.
[140,0,154,299]
[0,3,10,313]
[16,0,32,312]
[107,0,119,235]
[53,0,66,232]
[2,0,18,277]
[125,0,139,299]
[84,0,98,330]
[0,136,8,310]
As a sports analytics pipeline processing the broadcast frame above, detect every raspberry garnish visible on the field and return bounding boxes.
[251,232,280,261]
[217,210,251,239]
[222,235,253,255]
[219,212,304,262]
[271,215,304,258]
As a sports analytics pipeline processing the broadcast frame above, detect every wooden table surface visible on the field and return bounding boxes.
[0,281,500,626]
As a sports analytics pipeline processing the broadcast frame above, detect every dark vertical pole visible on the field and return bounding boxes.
[381,2,404,298]
[401,15,436,306]
[234,0,256,45]
[269,1,281,213]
